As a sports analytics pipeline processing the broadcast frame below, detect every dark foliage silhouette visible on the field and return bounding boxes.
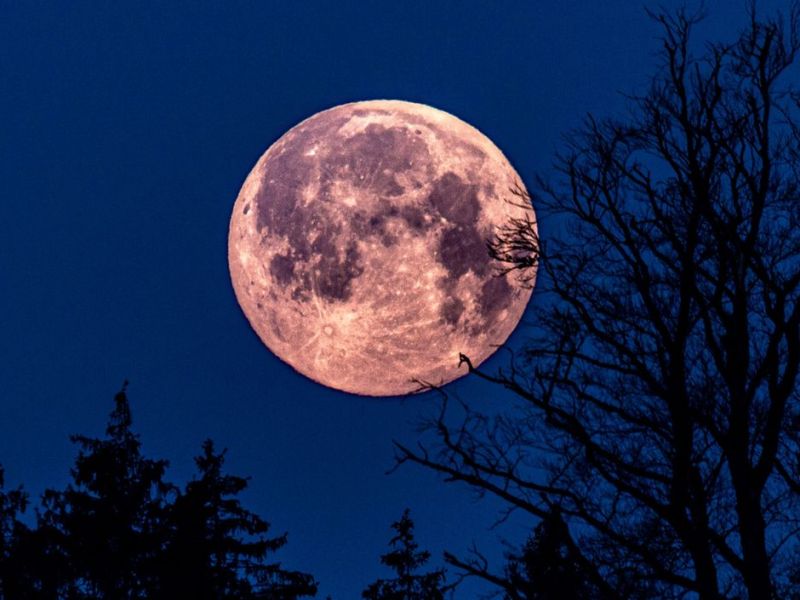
[0,384,317,600]
[396,6,800,599]
[362,509,446,600]
[498,509,600,600]
[38,382,172,598]
[0,467,28,599]
[160,439,318,599]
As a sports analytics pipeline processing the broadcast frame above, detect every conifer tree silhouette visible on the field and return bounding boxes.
[362,509,446,600]
[159,439,318,599]
[0,466,28,599]
[0,384,319,599]
[502,510,599,600]
[38,382,171,598]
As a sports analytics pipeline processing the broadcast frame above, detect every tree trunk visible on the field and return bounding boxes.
[730,459,773,598]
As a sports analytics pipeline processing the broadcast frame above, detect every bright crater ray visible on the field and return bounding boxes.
[228,100,536,396]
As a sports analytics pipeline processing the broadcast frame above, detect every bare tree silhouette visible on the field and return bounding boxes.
[396,6,800,599]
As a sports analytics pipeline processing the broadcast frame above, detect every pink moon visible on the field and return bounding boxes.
[228,100,536,396]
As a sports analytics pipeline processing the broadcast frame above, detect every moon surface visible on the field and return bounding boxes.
[228,100,536,396]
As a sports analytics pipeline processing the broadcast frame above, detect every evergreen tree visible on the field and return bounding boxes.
[159,439,318,599]
[0,384,319,599]
[0,519,72,599]
[362,509,445,600]
[503,510,599,600]
[39,382,172,598]
[0,466,27,599]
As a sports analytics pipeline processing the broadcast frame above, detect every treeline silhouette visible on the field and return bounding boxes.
[0,383,318,600]
[0,384,575,599]
[7,4,800,599]
[0,385,465,600]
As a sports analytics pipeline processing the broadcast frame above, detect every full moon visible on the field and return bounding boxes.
[228,100,536,396]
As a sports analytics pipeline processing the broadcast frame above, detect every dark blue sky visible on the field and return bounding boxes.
[0,2,783,597]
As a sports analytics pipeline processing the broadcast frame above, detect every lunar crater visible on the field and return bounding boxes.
[229,100,536,396]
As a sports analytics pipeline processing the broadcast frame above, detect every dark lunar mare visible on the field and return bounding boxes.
[255,109,515,321]
[426,171,515,327]
[257,113,437,303]
[321,122,431,201]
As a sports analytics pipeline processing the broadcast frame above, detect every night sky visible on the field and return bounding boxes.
[0,2,785,597]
